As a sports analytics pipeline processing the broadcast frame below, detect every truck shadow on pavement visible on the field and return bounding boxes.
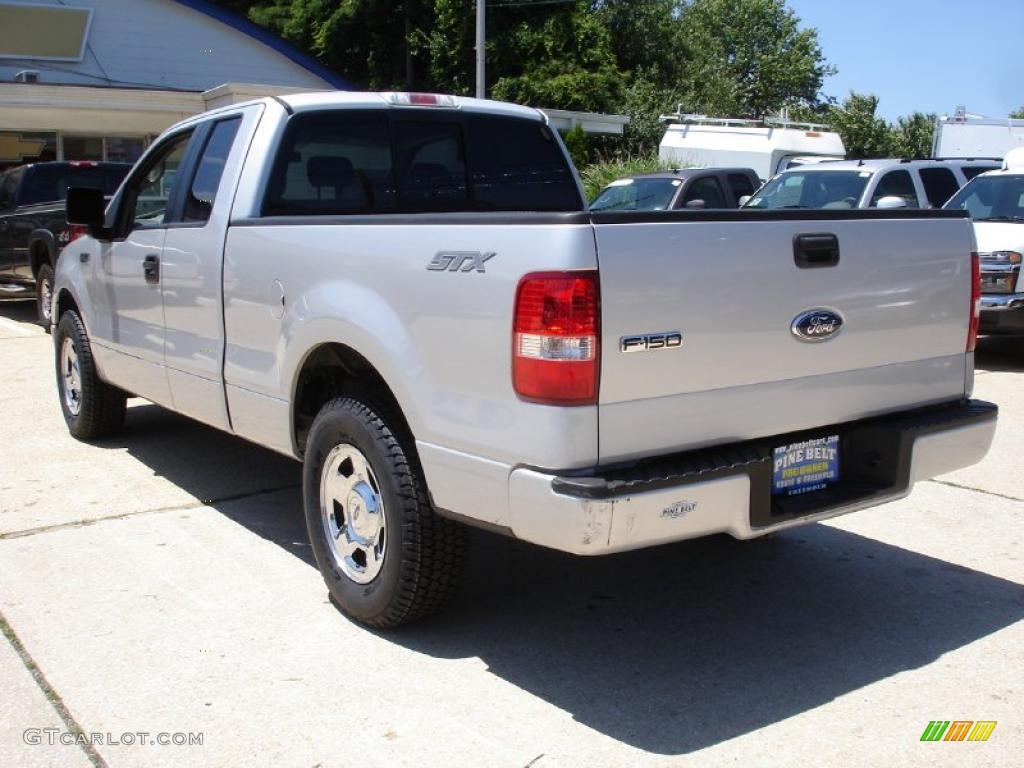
[401,527,1024,754]
[0,299,37,324]
[975,336,1024,373]
[99,391,1024,756]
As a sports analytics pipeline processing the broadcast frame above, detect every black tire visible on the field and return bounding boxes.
[36,262,54,331]
[55,310,126,440]
[303,397,468,628]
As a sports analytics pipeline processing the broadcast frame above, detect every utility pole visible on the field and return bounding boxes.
[475,0,485,99]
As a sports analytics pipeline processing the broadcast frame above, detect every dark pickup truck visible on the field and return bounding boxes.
[0,161,130,325]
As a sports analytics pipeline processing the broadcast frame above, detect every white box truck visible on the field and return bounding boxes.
[932,106,1024,160]
[658,110,845,181]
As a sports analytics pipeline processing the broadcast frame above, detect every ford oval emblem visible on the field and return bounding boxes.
[791,309,844,342]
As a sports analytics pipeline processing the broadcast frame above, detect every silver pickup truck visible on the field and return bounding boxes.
[53,92,997,628]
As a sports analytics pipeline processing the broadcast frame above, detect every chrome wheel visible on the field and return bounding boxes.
[319,443,387,584]
[40,277,52,323]
[60,336,81,416]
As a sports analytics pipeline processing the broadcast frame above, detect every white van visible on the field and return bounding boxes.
[743,158,1000,211]
[658,111,845,180]
[933,107,1024,160]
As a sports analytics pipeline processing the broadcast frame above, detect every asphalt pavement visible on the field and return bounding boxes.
[1,298,1021,767]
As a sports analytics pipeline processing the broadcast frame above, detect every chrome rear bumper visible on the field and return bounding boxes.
[508,400,997,555]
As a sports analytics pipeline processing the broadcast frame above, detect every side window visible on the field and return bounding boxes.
[870,170,918,208]
[727,173,756,201]
[184,118,241,222]
[124,131,193,228]
[682,176,726,208]
[919,167,959,208]
[19,166,64,206]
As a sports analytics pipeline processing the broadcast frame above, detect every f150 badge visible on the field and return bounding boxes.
[791,309,843,342]
[620,332,683,353]
[426,251,496,273]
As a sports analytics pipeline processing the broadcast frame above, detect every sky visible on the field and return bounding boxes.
[786,0,1023,121]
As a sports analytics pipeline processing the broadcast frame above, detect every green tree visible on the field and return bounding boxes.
[890,111,936,159]
[595,0,686,89]
[215,0,837,158]
[1011,106,1024,119]
[827,92,893,158]
[246,0,427,90]
[679,0,834,117]
[488,5,626,113]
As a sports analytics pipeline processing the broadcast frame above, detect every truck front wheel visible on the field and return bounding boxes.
[54,311,126,439]
[303,397,468,628]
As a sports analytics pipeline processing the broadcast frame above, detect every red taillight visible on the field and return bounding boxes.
[968,251,980,352]
[65,224,89,245]
[513,271,599,405]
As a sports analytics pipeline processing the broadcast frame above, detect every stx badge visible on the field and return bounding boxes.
[427,251,496,273]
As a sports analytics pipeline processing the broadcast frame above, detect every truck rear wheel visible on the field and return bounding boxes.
[55,311,126,439]
[302,397,468,628]
[36,263,54,331]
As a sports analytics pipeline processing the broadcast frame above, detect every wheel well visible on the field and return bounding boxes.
[292,343,412,456]
[54,289,79,322]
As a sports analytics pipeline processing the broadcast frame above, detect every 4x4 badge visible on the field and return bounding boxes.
[426,251,496,273]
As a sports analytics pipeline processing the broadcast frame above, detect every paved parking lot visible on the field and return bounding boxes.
[1,297,1022,768]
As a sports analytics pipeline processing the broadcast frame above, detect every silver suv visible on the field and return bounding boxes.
[744,158,1000,210]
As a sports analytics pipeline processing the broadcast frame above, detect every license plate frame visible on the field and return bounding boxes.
[772,435,840,496]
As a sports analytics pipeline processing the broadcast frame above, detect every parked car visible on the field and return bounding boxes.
[742,158,1000,211]
[944,148,1024,336]
[589,167,759,211]
[54,92,995,628]
[0,160,130,325]
[658,110,845,181]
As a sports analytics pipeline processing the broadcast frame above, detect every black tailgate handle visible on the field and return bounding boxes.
[793,233,840,269]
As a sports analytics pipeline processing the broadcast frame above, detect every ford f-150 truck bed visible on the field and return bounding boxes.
[52,92,996,628]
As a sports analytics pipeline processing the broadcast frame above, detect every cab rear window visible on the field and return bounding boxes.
[262,110,582,216]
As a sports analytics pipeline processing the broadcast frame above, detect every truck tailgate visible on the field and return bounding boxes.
[593,212,975,463]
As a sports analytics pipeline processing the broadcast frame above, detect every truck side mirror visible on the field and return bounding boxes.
[738,195,751,206]
[874,195,907,210]
[66,187,108,238]
[684,198,706,210]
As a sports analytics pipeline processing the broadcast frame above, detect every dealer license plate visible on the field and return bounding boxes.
[772,435,840,496]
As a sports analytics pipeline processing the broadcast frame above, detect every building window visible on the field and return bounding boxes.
[104,137,146,163]
[62,135,147,164]
[63,136,104,161]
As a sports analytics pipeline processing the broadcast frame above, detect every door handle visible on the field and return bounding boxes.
[793,233,840,269]
[143,253,160,284]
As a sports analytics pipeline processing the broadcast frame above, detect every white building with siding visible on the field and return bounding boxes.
[0,0,348,171]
